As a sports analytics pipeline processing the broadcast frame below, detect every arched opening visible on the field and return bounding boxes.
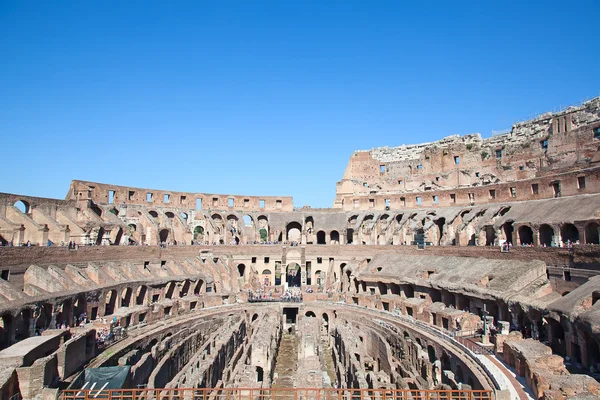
[389,283,400,295]
[256,366,263,382]
[257,216,268,242]
[136,286,147,305]
[440,352,451,371]
[13,200,30,214]
[314,270,323,286]
[586,335,600,368]
[346,228,354,244]
[243,215,253,227]
[149,210,158,218]
[180,280,191,297]
[585,222,600,244]
[104,290,117,315]
[330,230,340,244]
[165,282,176,299]
[286,263,301,287]
[502,221,514,244]
[483,225,496,246]
[237,264,246,278]
[121,287,133,307]
[0,233,7,246]
[15,309,31,341]
[518,225,533,245]
[193,226,204,242]
[180,212,188,220]
[435,218,446,245]
[159,229,169,243]
[404,285,414,298]
[377,282,388,295]
[95,227,105,245]
[114,228,123,245]
[427,345,437,363]
[561,223,579,243]
[194,280,204,295]
[286,222,302,242]
[305,311,316,318]
[1,314,14,348]
[35,303,53,332]
[539,224,554,247]
[322,313,329,332]
[455,365,464,383]
[316,231,326,245]
[548,318,566,356]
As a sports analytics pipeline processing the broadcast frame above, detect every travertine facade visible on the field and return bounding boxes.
[0,98,600,400]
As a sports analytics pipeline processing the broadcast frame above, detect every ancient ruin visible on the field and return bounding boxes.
[1,97,600,400]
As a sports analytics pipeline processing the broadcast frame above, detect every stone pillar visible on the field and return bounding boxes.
[325,233,331,245]
[50,312,58,329]
[533,228,540,247]
[29,318,37,337]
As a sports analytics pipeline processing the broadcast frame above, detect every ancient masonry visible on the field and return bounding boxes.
[0,97,599,400]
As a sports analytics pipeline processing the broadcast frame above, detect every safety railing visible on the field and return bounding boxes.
[61,388,494,400]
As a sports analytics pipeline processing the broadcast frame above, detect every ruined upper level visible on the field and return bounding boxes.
[334,97,600,209]
[67,180,294,212]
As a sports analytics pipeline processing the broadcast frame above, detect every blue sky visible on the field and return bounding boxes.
[1,1,599,208]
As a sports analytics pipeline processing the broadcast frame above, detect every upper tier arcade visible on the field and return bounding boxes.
[334,97,600,210]
[67,180,294,212]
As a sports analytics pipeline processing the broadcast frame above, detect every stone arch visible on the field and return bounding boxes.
[159,229,170,243]
[427,345,437,363]
[518,225,533,245]
[286,263,301,287]
[346,228,354,244]
[585,222,600,244]
[237,263,246,278]
[13,200,30,214]
[165,212,175,218]
[585,333,600,368]
[561,223,579,243]
[149,210,159,218]
[136,285,147,305]
[194,279,204,295]
[440,352,451,371]
[455,364,464,383]
[104,290,117,315]
[434,218,446,245]
[243,215,253,227]
[502,221,514,244]
[180,280,191,297]
[316,230,326,245]
[286,221,302,242]
[15,308,32,341]
[35,303,53,332]
[0,313,14,348]
[539,224,554,247]
[305,311,316,317]
[95,227,105,245]
[548,318,566,356]
[121,287,133,307]
[165,282,177,299]
[330,230,340,244]
[482,225,496,246]
[389,283,400,295]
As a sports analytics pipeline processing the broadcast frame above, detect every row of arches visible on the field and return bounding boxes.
[0,278,205,350]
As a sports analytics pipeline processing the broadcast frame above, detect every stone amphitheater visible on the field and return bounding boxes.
[1,98,600,400]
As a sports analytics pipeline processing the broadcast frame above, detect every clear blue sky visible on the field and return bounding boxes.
[1,1,599,208]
